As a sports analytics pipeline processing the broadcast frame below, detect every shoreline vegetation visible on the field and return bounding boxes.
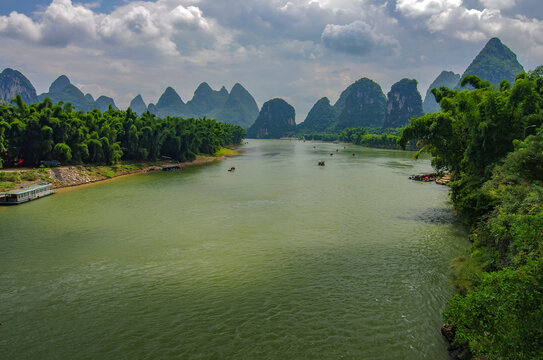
[0,96,246,191]
[400,70,543,359]
[298,127,404,150]
[0,148,240,192]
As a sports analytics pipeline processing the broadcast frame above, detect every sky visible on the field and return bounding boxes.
[1,0,542,122]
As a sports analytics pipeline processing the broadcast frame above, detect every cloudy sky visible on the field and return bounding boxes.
[1,0,542,121]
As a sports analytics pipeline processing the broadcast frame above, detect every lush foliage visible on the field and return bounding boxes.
[299,127,401,149]
[399,71,543,358]
[0,96,245,168]
[340,128,400,148]
[399,72,543,223]
[443,259,543,359]
[423,71,461,114]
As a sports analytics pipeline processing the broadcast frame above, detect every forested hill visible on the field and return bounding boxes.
[247,98,296,139]
[38,75,119,113]
[399,67,543,359]
[0,68,38,105]
[459,37,524,88]
[296,77,423,135]
[0,96,246,168]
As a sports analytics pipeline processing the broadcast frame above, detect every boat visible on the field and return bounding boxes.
[0,182,55,205]
[408,173,437,182]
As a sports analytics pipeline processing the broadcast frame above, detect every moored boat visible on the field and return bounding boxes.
[0,182,55,205]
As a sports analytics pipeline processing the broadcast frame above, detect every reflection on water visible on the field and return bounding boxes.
[383,160,415,169]
[402,207,460,225]
[0,140,469,360]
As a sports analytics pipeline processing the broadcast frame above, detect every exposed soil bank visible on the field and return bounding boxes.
[0,150,239,191]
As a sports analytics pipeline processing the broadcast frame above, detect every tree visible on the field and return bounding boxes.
[53,143,72,162]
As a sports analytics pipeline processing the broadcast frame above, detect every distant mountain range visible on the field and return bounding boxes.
[36,75,118,112]
[141,82,259,129]
[295,37,525,137]
[0,37,527,136]
[0,71,259,129]
[296,77,423,134]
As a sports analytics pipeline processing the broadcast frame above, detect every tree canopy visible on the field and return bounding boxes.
[399,70,543,359]
[0,96,245,168]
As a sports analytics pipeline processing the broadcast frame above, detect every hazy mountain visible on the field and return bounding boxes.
[211,83,259,128]
[187,82,229,115]
[155,87,186,117]
[459,37,524,88]
[94,96,118,112]
[129,94,147,115]
[38,75,93,111]
[423,71,461,113]
[384,78,424,128]
[247,98,296,139]
[49,75,71,93]
[297,97,336,133]
[0,68,38,104]
[335,78,387,129]
[1,69,258,126]
[85,93,95,103]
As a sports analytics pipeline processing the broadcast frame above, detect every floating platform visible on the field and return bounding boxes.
[0,182,55,205]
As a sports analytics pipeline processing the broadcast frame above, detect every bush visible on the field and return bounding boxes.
[19,171,39,182]
[2,172,19,182]
[444,260,543,359]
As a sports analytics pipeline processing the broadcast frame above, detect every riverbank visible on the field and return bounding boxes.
[0,148,240,191]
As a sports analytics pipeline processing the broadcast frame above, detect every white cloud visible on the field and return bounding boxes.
[395,0,543,47]
[396,0,462,17]
[479,0,518,10]
[0,0,222,55]
[0,11,42,42]
[40,0,97,46]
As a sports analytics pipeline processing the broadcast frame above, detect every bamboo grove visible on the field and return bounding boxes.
[0,96,246,168]
[399,68,543,359]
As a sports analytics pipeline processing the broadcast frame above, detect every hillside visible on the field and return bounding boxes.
[247,98,296,138]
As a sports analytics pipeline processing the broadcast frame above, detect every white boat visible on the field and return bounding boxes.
[0,182,55,205]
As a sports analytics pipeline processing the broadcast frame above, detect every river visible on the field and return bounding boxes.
[0,140,469,359]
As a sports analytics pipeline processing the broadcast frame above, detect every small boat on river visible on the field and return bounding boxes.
[408,173,437,182]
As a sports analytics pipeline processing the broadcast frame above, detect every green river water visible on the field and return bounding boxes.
[0,140,469,359]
